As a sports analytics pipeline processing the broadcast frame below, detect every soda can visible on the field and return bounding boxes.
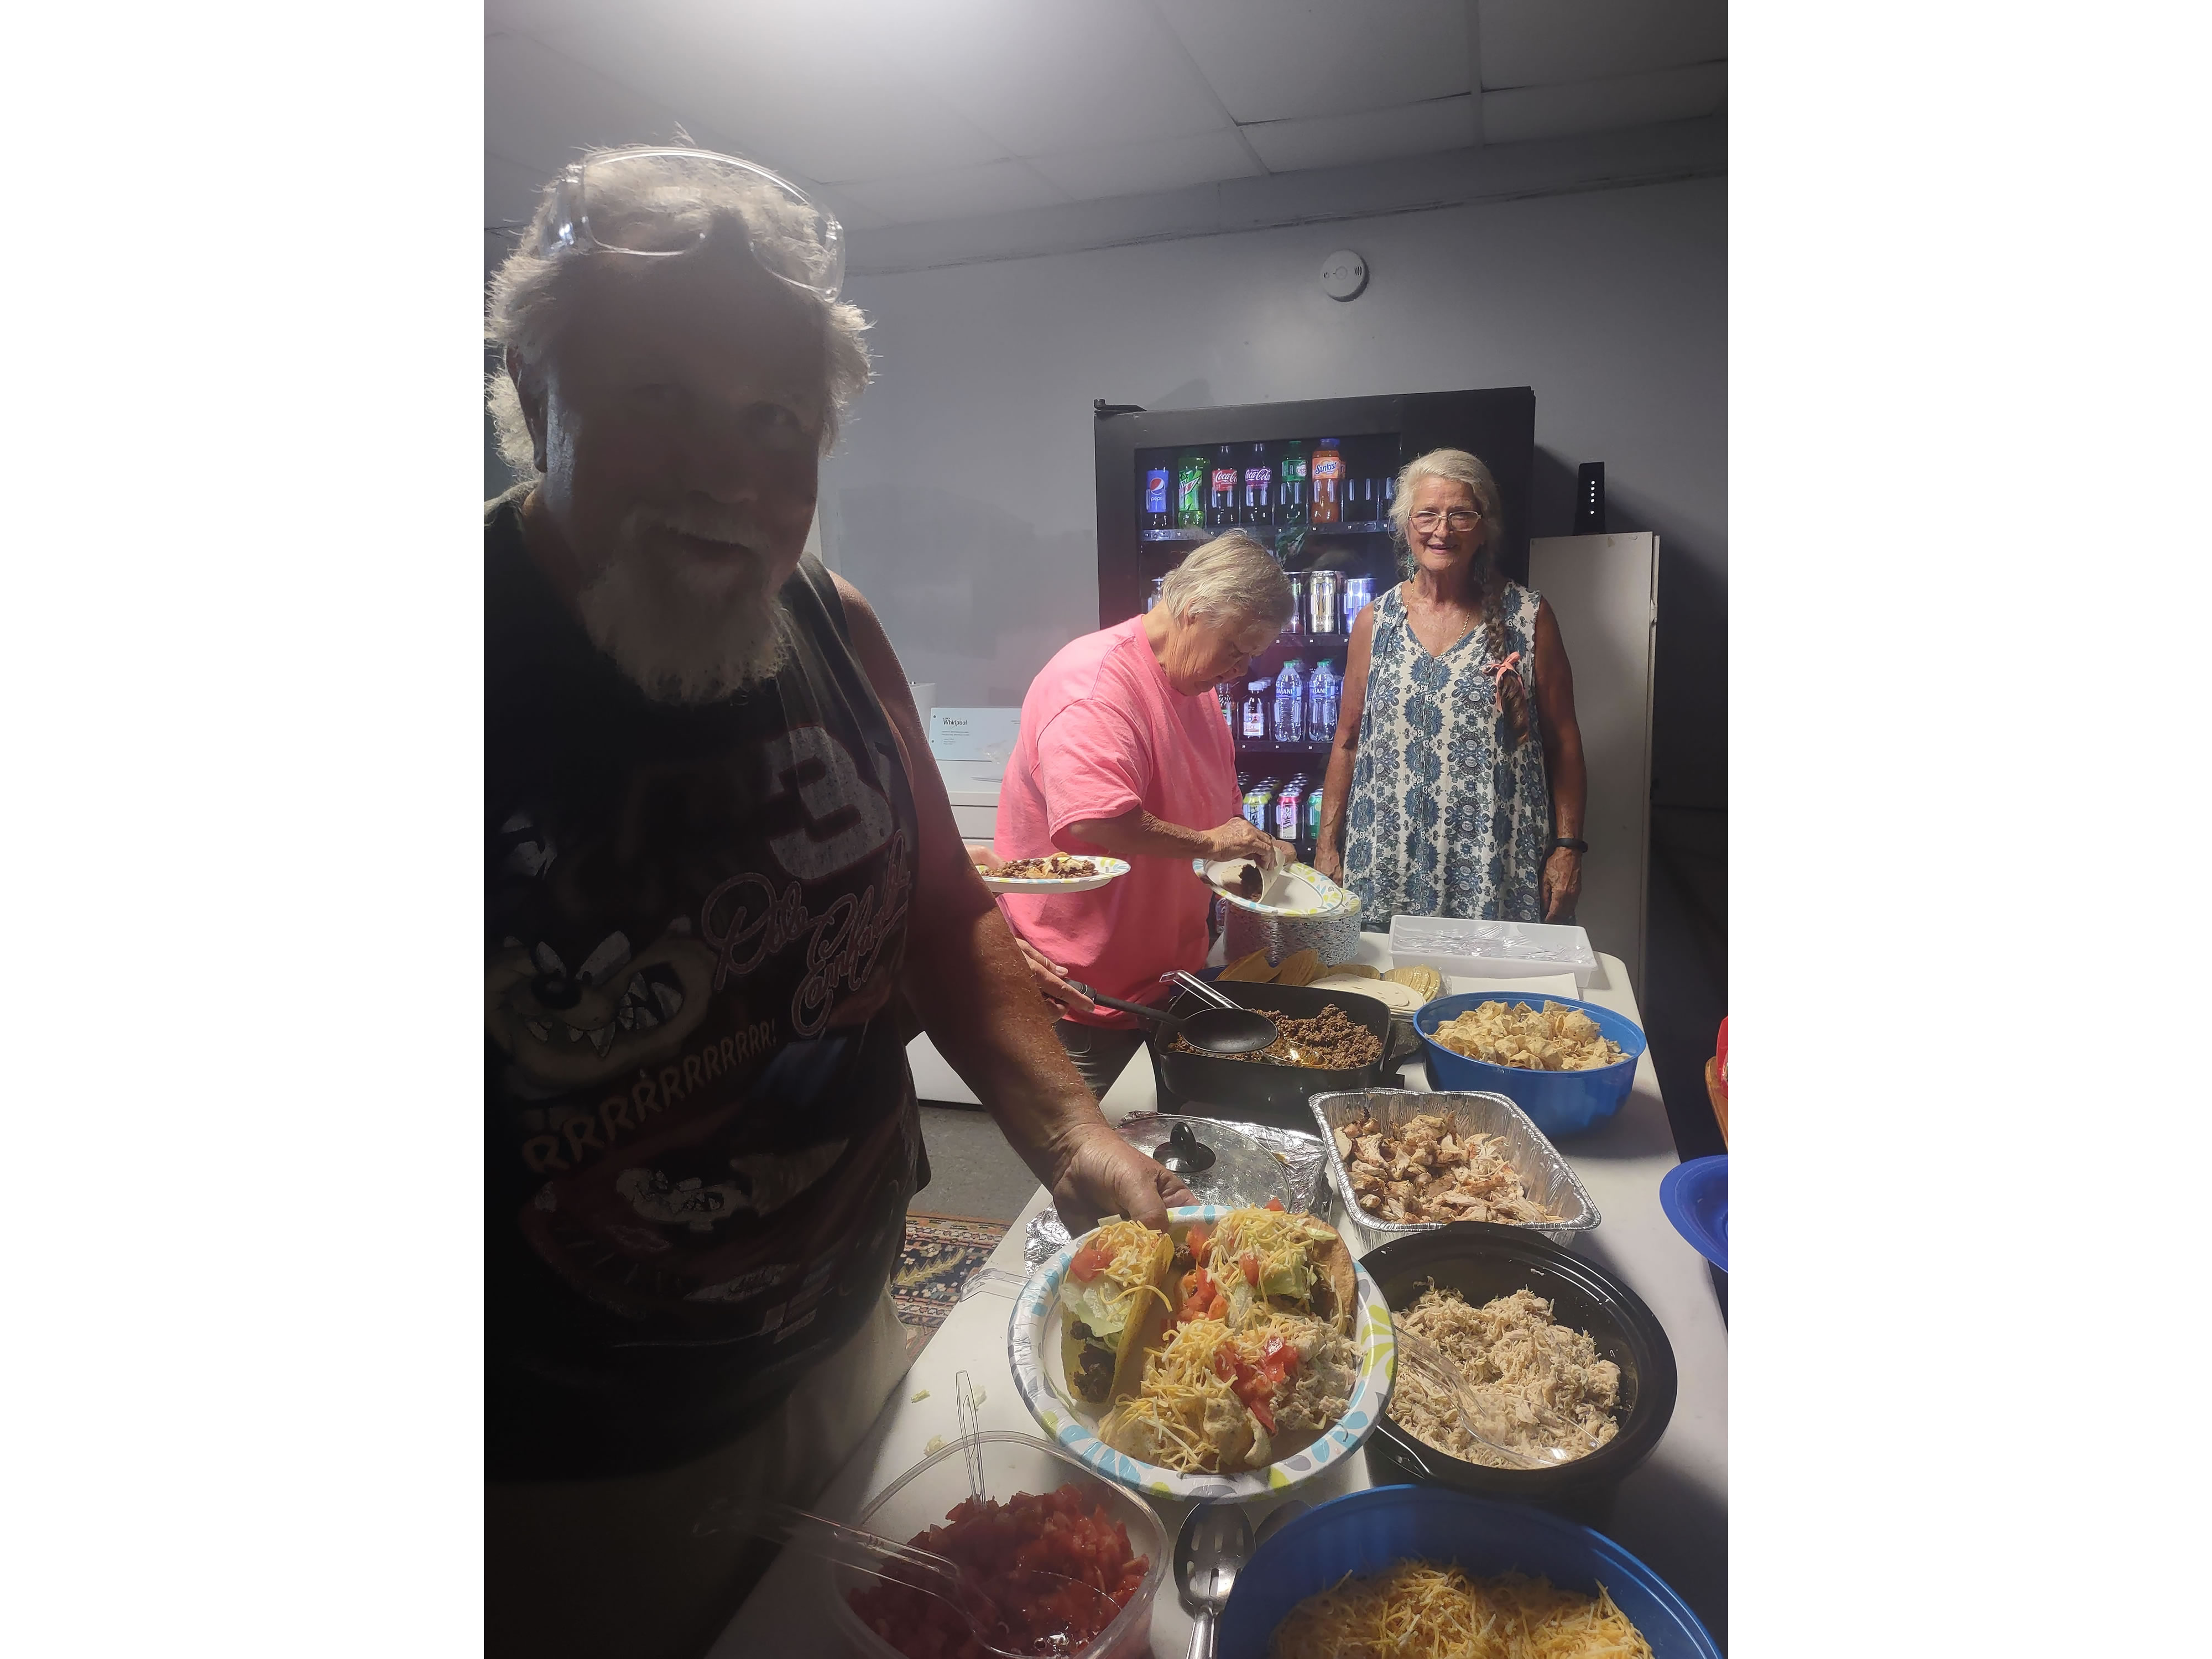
[1342,576,1375,627]
[1243,784,1275,833]
[1307,570,1341,638]
[1280,573,1305,641]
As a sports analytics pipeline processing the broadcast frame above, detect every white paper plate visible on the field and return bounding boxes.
[1006,1204,1395,1501]
[979,856,1131,894]
[1195,859,1349,918]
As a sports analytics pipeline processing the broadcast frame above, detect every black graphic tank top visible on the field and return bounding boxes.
[485,491,924,1479]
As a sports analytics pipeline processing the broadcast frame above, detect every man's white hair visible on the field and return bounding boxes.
[1158,533,1295,635]
[483,145,872,486]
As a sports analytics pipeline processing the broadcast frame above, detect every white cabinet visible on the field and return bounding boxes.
[1527,533,1658,995]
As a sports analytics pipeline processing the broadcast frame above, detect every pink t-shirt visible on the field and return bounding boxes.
[996,618,1236,1028]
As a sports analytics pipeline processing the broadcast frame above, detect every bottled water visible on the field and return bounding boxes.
[1307,659,1338,743]
[1273,659,1305,744]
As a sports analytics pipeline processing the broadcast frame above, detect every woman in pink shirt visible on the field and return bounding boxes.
[983,534,1295,1097]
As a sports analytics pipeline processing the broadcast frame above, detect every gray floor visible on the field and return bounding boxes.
[911,1104,1045,1221]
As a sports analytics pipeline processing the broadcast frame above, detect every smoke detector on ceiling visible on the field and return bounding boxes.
[1319,249,1368,301]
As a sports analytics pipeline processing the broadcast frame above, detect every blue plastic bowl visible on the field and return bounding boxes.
[1415,991,1646,1138]
[1661,1154,1729,1272]
[1217,1485,1720,1659]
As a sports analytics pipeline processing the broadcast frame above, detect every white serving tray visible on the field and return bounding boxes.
[1385,915,1598,989]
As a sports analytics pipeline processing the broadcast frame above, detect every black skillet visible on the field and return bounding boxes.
[1065,983,1280,1056]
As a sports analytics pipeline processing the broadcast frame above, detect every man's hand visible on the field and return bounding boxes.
[1203,818,1291,868]
[1014,937,1094,1014]
[1047,1120,1194,1232]
[1542,847,1582,921]
[967,844,1002,872]
[1313,842,1343,880]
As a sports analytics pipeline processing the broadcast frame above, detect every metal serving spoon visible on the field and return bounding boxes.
[1174,1500,1253,1659]
[1066,984,1279,1056]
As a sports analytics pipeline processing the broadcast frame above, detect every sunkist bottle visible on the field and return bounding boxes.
[1276,441,1308,526]
[1142,460,1173,531]
[1241,442,1274,528]
[1175,452,1208,529]
[1207,445,1241,529]
[1311,437,1344,525]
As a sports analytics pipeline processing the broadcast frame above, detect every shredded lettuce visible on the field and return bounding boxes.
[1068,1276,1135,1339]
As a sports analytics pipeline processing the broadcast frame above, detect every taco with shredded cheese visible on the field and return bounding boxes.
[1101,1310,1361,1473]
[1057,1219,1177,1406]
[1192,1203,1359,1337]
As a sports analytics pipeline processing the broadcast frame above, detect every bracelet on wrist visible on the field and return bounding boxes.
[1552,836,1588,853]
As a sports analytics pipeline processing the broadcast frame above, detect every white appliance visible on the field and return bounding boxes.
[909,708,1018,1105]
[1526,532,1658,995]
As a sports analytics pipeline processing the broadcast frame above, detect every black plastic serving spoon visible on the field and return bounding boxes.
[1065,984,1279,1056]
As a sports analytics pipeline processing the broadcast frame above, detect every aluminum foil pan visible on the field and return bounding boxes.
[1308,1089,1600,1255]
[1022,1112,1332,1270]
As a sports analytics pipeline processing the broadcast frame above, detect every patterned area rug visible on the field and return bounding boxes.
[894,1212,1011,1361]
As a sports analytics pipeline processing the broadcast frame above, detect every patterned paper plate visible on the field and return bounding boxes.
[1005,1203,1397,1501]
[1193,859,1351,919]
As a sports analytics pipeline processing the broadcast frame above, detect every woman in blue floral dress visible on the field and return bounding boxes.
[1313,448,1588,928]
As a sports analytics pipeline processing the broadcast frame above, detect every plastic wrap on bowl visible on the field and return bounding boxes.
[1309,1089,1599,1255]
[1022,1113,1331,1270]
[828,1430,1167,1659]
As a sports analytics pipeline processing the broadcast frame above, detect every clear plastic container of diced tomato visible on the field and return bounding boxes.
[827,1431,1168,1659]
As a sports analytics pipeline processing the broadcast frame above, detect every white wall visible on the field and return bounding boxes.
[821,174,1726,807]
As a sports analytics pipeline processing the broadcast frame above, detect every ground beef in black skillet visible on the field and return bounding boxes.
[1170,1003,1380,1069]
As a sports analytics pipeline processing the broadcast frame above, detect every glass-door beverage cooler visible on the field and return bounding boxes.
[1094,387,1536,864]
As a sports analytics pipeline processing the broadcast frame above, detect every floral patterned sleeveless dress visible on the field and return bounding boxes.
[1342,580,1552,928]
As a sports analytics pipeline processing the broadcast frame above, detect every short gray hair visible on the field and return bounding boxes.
[1158,533,1294,635]
[484,145,873,486]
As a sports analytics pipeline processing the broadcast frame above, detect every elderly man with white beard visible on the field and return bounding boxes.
[481,147,1191,1659]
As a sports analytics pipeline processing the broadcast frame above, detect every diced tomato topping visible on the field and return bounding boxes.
[1240,1251,1261,1287]
[1264,1196,1286,1212]
[1247,1395,1276,1434]
[1186,1222,1211,1255]
[1070,1245,1114,1282]
[1177,1266,1222,1324]
[847,1482,1149,1658]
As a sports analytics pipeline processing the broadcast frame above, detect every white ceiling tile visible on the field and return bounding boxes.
[800,184,894,234]
[1159,0,1469,123]
[839,160,1069,227]
[1240,95,1477,174]
[1481,61,1725,144]
[483,0,608,34]
[484,149,552,228]
[527,6,1011,185]
[484,32,690,176]
[1029,127,1262,201]
[902,0,1231,157]
[1477,0,1726,89]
